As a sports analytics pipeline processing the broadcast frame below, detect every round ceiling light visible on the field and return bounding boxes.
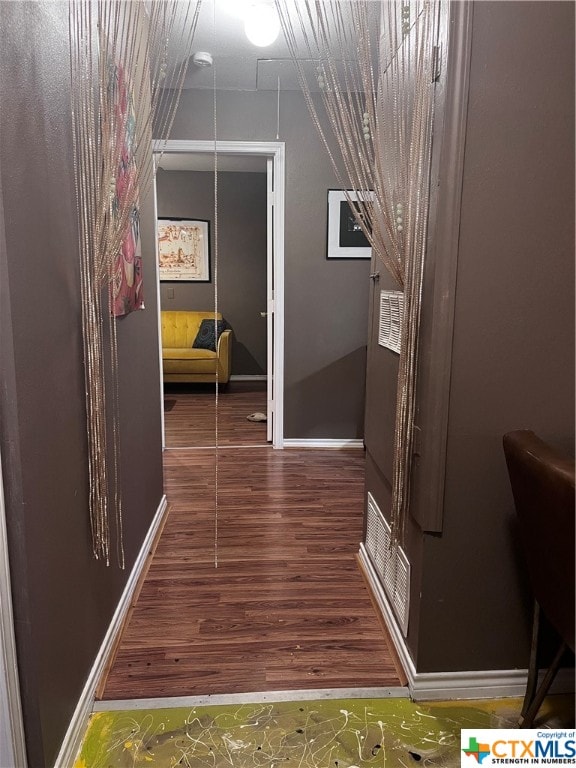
[244,3,280,47]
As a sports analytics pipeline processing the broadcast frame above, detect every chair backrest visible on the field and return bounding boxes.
[161,310,222,348]
[503,430,575,651]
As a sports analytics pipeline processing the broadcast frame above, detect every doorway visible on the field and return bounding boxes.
[153,140,285,450]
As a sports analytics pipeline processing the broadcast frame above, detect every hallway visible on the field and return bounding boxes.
[99,446,404,700]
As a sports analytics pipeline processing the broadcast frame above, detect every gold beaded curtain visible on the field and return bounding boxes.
[275,0,440,543]
[69,0,201,565]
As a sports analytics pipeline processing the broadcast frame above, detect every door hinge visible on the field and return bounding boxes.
[432,45,441,83]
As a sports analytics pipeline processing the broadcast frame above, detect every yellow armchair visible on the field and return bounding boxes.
[161,310,232,384]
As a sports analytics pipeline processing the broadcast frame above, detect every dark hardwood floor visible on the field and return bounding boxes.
[164,381,268,448]
[100,446,404,700]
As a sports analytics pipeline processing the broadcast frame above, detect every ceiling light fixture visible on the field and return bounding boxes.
[191,51,213,68]
[244,3,280,47]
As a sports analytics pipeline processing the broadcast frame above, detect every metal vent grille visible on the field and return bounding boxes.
[378,290,404,354]
[365,492,410,636]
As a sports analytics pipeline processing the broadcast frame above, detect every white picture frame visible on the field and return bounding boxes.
[327,189,374,259]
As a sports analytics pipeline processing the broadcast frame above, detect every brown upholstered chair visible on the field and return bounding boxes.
[503,430,575,727]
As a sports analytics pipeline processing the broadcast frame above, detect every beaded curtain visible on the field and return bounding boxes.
[69,0,202,565]
[275,0,441,543]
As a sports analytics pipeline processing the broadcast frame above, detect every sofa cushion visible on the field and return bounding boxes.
[162,347,216,361]
[162,351,217,375]
[161,311,223,348]
[193,318,229,352]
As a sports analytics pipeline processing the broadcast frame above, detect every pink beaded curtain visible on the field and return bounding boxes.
[69,0,201,565]
[275,0,440,543]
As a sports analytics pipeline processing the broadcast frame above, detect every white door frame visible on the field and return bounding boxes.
[153,139,285,449]
[0,450,28,768]
[152,165,166,450]
[266,157,274,444]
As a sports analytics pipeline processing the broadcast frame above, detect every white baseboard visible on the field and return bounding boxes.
[359,545,418,686]
[95,687,408,711]
[54,495,169,768]
[230,375,267,381]
[283,439,364,449]
[358,545,575,702]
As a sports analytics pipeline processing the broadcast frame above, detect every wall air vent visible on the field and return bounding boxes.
[365,492,410,636]
[378,290,404,354]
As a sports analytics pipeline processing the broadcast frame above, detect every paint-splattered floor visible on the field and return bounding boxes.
[75,695,574,767]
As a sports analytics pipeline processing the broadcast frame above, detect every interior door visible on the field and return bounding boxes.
[266,157,274,442]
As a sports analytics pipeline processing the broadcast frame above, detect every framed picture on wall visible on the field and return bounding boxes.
[157,217,211,282]
[327,189,373,259]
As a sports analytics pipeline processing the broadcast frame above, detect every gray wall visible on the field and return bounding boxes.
[408,0,575,673]
[0,3,164,764]
[164,90,371,438]
[157,169,268,375]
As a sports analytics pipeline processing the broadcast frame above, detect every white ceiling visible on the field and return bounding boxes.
[182,0,293,91]
[166,0,380,92]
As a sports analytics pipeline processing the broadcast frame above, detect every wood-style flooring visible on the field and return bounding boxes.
[101,446,403,700]
[164,381,267,448]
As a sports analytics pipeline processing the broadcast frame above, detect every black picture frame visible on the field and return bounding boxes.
[326,189,373,259]
[157,217,211,282]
